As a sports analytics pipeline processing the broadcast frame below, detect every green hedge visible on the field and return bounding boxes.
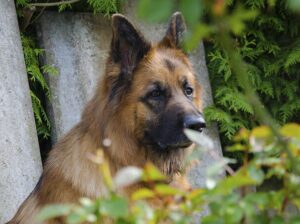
[204,0,300,150]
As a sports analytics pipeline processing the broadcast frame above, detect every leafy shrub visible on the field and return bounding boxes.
[37,124,300,223]
[204,1,300,146]
[21,34,58,139]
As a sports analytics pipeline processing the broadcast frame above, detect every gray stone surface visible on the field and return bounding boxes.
[37,12,112,143]
[188,44,224,188]
[0,0,42,223]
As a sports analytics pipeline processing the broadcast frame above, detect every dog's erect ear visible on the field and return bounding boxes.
[111,14,151,78]
[160,12,186,48]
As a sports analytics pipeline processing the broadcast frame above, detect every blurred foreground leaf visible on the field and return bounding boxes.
[36,204,73,221]
[100,196,129,218]
[142,163,166,181]
[137,0,174,22]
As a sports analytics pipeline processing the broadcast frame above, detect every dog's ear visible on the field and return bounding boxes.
[160,12,186,48]
[111,14,151,78]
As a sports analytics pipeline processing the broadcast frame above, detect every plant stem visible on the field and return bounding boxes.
[29,7,46,25]
[28,0,80,7]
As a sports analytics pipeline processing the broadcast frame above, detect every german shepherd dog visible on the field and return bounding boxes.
[9,12,205,223]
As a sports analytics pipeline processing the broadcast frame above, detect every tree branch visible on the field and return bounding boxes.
[28,0,80,7]
[30,6,46,25]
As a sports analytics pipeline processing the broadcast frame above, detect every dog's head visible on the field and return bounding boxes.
[100,12,205,173]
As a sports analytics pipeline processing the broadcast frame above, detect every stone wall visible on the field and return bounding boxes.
[37,12,112,143]
[0,0,42,222]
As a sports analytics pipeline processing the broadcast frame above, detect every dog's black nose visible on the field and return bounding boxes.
[183,114,206,132]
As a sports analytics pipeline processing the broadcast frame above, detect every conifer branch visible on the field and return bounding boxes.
[28,0,80,7]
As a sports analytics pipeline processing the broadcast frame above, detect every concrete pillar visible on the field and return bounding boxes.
[0,0,42,223]
[37,12,112,143]
[187,45,224,188]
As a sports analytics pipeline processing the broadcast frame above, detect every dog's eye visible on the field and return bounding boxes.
[150,89,162,98]
[184,87,193,96]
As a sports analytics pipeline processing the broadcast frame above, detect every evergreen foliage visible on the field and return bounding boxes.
[56,0,119,14]
[37,124,300,223]
[21,35,58,138]
[16,0,119,16]
[86,0,119,16]
[205,0,300,147]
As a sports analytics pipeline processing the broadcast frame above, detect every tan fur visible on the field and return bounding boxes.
[9,14,202,224]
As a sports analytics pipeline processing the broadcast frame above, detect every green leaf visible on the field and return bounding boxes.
[87,0,118,16]
[271,216,284,224]
[184,24,214,51]
[154,184,182,196]
[284,42,300,69]
[137,0,174,23]
[211,166,262,195]
[132,188,156,200]
[289,216,300,224]
[280,123,300,140]
[229,7,257,35]
[256,15,284,33]
[291,198,300,209]
[287,0,300,12]
[248,164,264,183]
[226,143,248,152]
[42,64,59,76]
[66,212,86,224]
[258,81,274,97]
[251,126,272,139]
[16,0,28,6]
[202,214,224,224]
[58,3,72,12]
[216,88,254,114]
[21,34,54,139]
[179,0,203,26]
[244,192,269,210]
[142,163,166,181]
[245,0,265,9]
[36,204,73,221]
[224,204,244,223]
[204,106,232,124]
[100,196,129,218]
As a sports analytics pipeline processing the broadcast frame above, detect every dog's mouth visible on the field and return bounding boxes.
[143,131,193,151]
[156,141,193,150]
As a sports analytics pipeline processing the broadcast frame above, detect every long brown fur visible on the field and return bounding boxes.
[8,12,203,224]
